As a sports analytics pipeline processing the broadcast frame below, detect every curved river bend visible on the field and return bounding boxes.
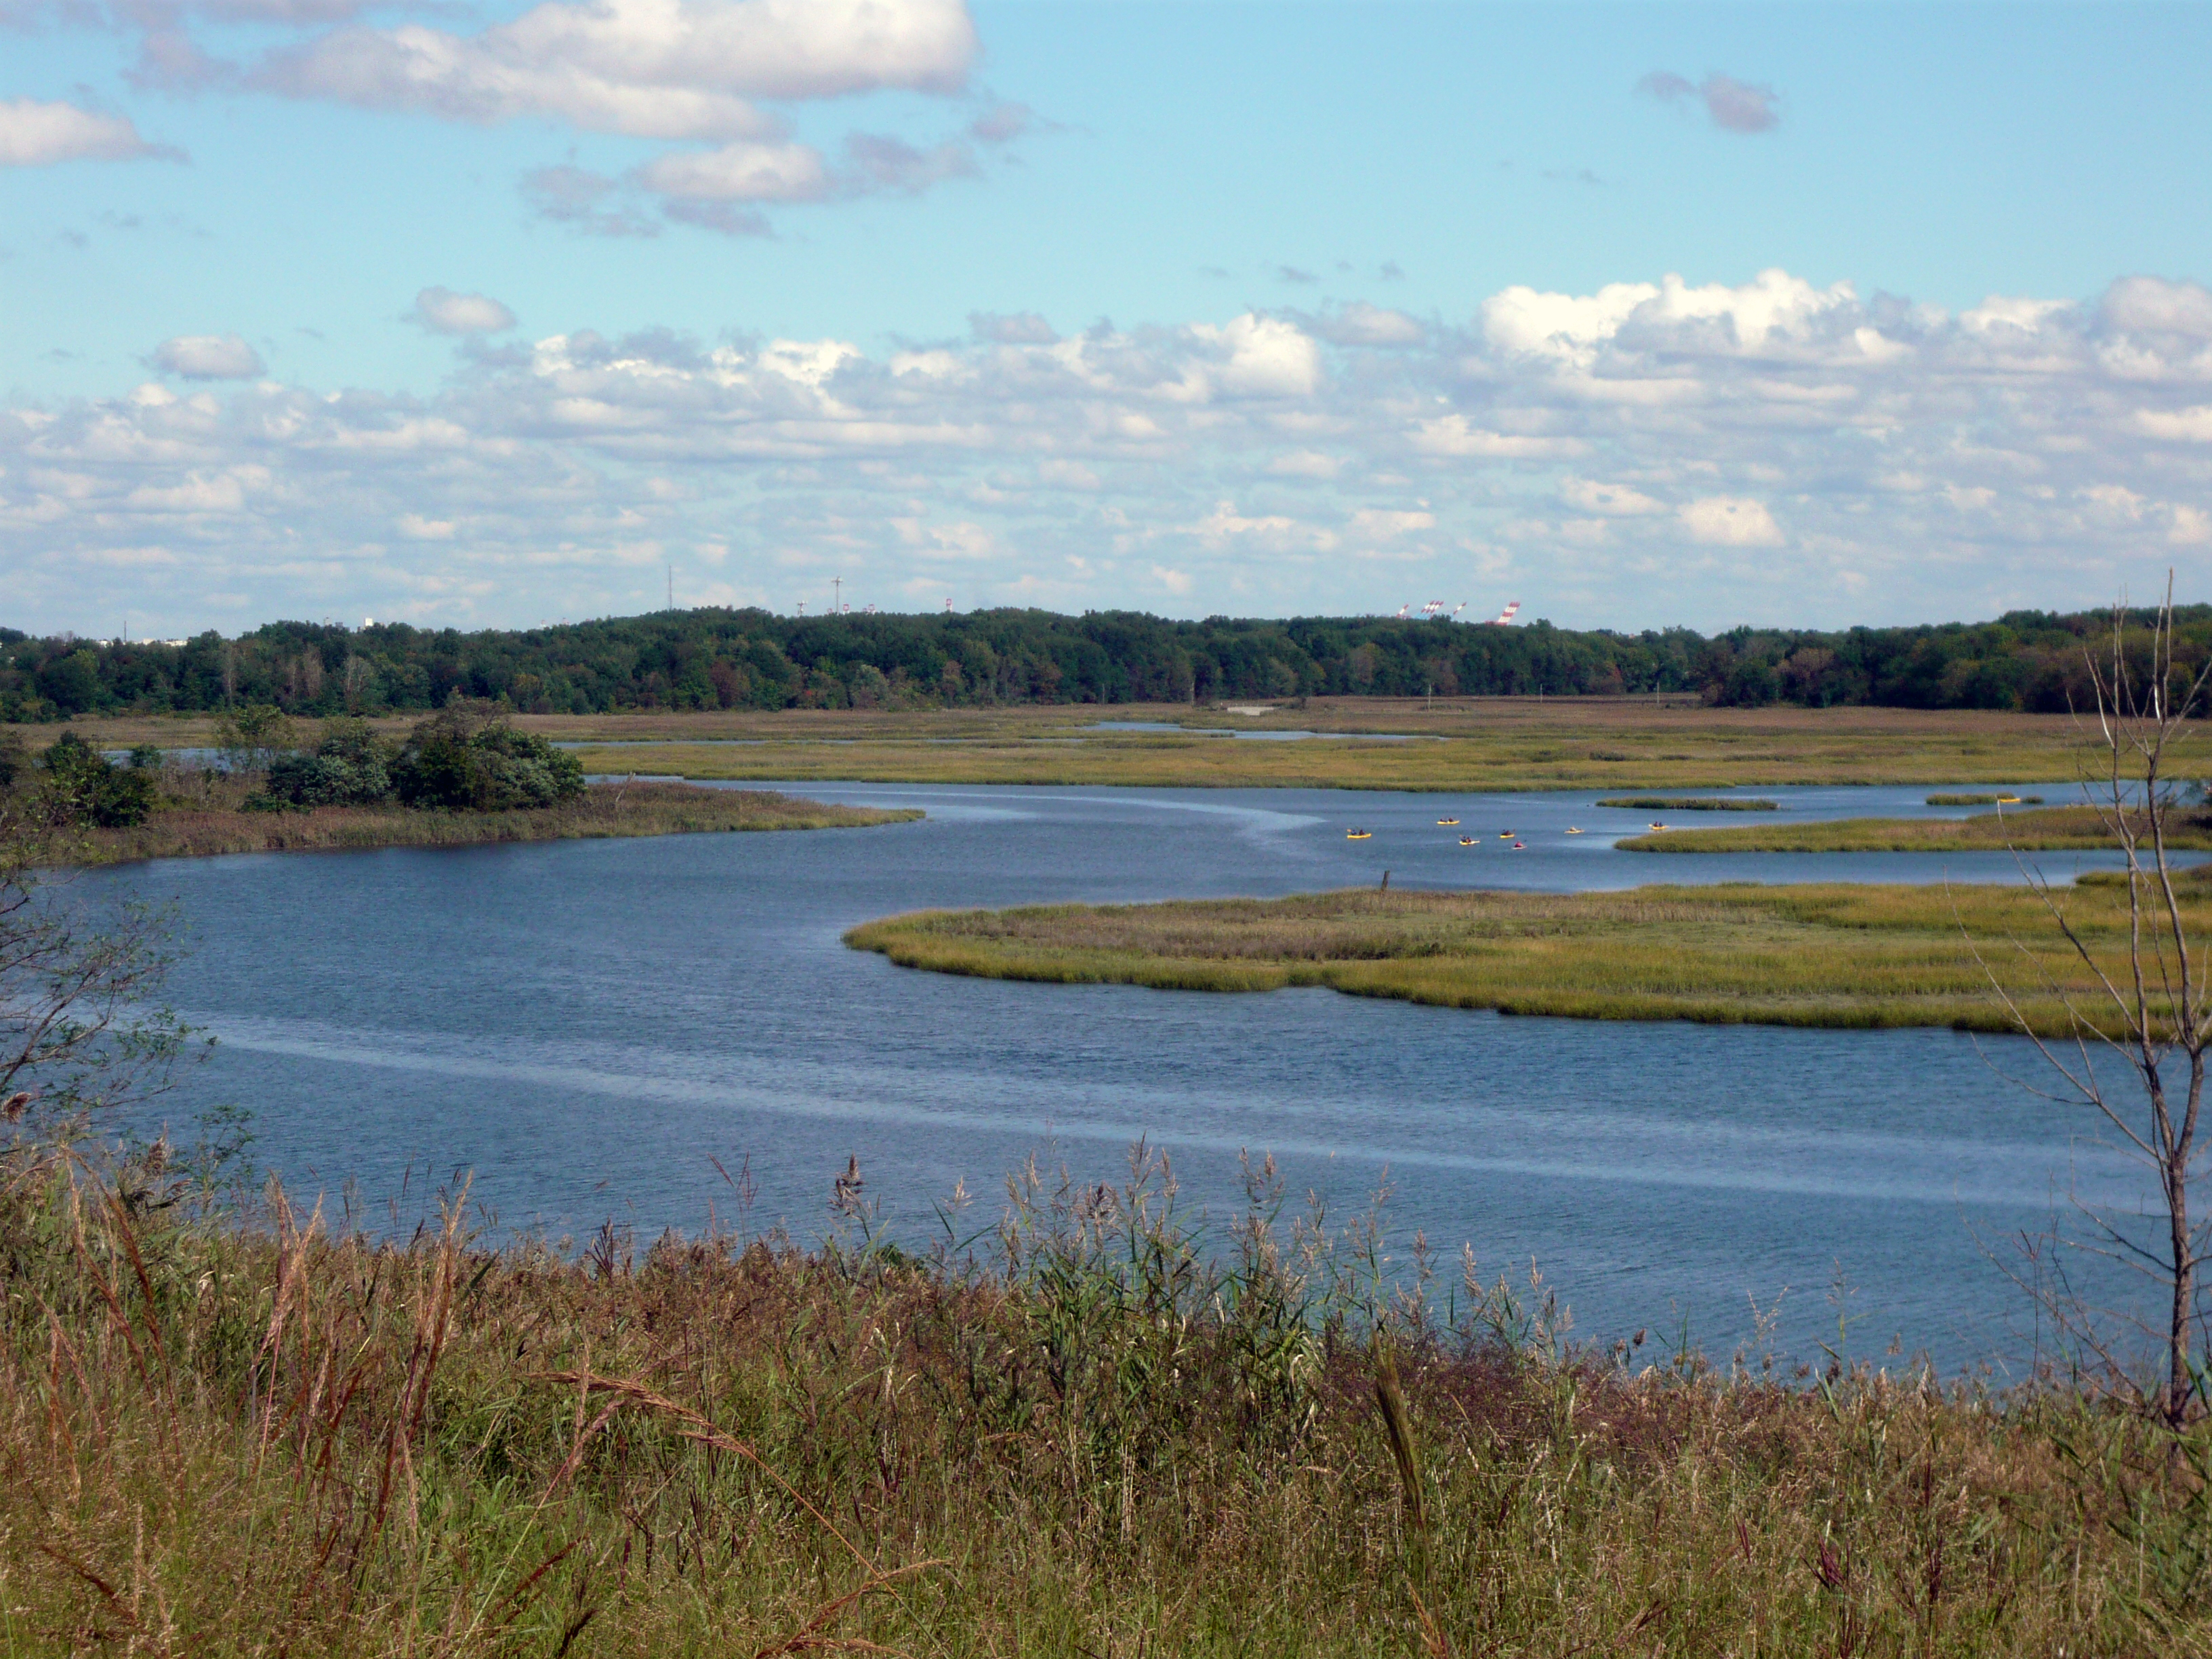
[92,781,2165,1374]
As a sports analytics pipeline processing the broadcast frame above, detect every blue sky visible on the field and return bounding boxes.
[4,0,2211,635]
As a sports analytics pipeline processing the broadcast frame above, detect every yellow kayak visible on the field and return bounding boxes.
[1346,830,1372,840]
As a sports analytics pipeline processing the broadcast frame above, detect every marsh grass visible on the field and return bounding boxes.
[846,880,2212,1037]
[42,781,919,867]
[1622,804,2212,855]
[1593,796,1780,811]
[23,699,2179,793]
[1927,794,2047,807]
[538,698,2167,792]
[6,1134,2212,1656]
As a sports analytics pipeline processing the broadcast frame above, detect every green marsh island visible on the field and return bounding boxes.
[848,874,2211,1036]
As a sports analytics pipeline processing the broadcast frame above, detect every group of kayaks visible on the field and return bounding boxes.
[1347,822,1567,851]
[1345,808,1704,847]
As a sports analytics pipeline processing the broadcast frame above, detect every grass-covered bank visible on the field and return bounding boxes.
[846,879,2212,1036]
[1620,803,2212,853]
[52,781,922,865]
[4,1141,2208,1656]
[1594,794,1780,811]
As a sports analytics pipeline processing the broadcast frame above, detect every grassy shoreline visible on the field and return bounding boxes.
[846,880,2210,1037]
[48,782,921,866]
[3,1142,2205,1654]
[1619,803,2212,853]
[1594,794,1779,811]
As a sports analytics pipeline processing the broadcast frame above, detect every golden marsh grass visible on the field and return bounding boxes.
[21,697,2189,792]
[536,698,2177,791]
[847,878,2212,1036]
[1622,804,2212,854]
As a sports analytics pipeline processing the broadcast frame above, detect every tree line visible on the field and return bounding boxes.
[2,603,2206,721]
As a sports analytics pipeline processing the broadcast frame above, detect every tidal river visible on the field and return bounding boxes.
[94,781,2163,1375]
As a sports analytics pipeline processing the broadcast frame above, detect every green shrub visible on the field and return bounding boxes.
[37,732,157,827]
[390,704,585,811]
[258,718,394,808]
[211,703,295,775]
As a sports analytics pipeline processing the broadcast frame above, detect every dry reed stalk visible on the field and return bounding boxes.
[1373,1347,1426,1534]
[536,1369,885,1576]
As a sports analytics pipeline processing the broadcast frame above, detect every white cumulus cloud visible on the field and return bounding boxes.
[1410,416,1576,459]
[13,270,2212,632]
[1678,496,1783,546]
[150,333,266,380]
[411,287,518,334]
[636,139,832,201]
[2136,406,2212,441]
[1561,478,1665,516]
[1639,70,1780,134]
[1309,302,1425,347]
[1195,314,1320,398]
[0,99,171,166]
[255,0,977,140]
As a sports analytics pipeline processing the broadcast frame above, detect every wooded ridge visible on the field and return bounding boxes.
[5,601,2206,720]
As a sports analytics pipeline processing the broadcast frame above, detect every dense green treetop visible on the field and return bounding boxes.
[1,605,2206,720]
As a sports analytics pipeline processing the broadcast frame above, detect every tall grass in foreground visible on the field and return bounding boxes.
[5,1136,2212,1655]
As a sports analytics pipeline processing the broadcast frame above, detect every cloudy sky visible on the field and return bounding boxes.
[4,0,2211,636]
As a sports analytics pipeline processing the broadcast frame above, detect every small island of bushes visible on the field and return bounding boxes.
[0,702,920,864]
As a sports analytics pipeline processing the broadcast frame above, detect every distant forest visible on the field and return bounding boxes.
[1,605,2205,721]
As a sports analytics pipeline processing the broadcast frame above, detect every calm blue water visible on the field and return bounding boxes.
[84,780,2166,1375]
